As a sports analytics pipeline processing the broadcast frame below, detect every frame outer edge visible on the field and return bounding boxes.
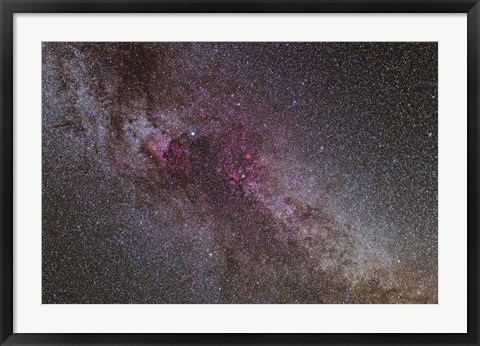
[467,1,480,344]
[1,2,14,346]
[1,0,480,345]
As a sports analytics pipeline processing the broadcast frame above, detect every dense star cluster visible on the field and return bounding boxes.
[42,42,438,304]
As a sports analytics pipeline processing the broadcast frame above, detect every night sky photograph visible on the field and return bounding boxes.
[42,42,438,304]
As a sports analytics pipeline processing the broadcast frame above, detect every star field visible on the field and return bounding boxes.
[42,42,437,304]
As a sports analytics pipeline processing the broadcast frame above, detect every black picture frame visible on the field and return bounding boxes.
[1,0,479,345]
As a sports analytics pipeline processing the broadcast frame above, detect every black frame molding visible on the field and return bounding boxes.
[1,1,479,345]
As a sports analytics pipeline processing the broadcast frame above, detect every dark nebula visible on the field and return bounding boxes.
[42,42,438,304]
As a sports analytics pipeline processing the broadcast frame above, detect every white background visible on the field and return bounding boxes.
[14,14,467,333]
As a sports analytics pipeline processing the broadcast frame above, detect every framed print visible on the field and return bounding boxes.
[1,0,479,345]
